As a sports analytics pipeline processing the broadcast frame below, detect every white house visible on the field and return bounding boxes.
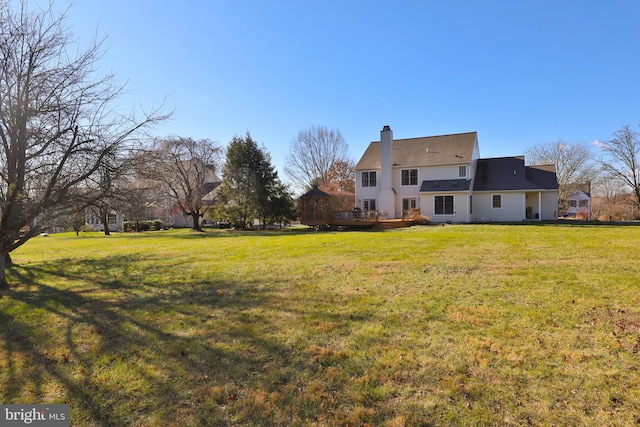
[355,126,559,223]
[564,188,591,220]
[84,162,221,231]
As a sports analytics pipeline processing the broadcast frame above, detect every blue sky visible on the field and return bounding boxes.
[35,1,640,185]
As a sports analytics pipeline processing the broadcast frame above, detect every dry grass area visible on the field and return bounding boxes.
[1,224,640,426]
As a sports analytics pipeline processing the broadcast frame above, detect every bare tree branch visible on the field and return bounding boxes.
[598,125,640,212]
[525,140,598,212]
[0,1,169,287]
[137,137,222,232]
[284,125,352,194]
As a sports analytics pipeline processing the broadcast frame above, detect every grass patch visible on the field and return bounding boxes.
[1,225,640,425]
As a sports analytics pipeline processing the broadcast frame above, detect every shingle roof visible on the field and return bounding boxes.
[355,132,478,170]
[419,179,471,192]
[300,186,332,199]
[473,157,558,191]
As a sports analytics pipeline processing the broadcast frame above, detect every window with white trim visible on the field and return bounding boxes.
[568,200,577,207]
[492,194,502,209]
[363,199,376,211]
[579,199,589,208]
[434,195,454,215]
[401,169,418,186]
[458,165,467,178]
[361,171,377,187]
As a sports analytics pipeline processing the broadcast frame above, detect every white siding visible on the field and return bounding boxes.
[355,169,380,209]
[472,192,524,222]
[420,193,469,223]
[564,190,589,219]
[540,191,559,220]
[394,164,466,183]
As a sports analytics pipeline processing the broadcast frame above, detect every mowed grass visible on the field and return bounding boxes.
[1,224,639,426]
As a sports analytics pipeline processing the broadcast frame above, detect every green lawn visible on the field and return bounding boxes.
[1,225,639,426]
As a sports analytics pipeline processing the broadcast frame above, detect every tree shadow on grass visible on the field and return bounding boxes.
[112,227,315,240]
[1,255,295,426]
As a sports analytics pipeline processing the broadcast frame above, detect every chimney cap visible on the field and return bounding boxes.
[382,125,391,131]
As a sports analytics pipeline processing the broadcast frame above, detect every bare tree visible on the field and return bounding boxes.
[284,126,352,194]
[592,174,626,201]
[525,140,598,212]
[324,160,356,193]
[0,2,168,288]
[82,153,131,235]
[599,125,640,212]
[140,137,222,232]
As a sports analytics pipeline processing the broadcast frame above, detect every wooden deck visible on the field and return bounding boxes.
[299,190,415,230]
[301,210,413,229]
[373,219,414,229]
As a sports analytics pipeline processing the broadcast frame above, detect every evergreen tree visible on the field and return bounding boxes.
[265,182,297,228]
[217,133,292,229]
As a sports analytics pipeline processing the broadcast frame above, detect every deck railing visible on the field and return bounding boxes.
[301,209,419,226]
[333,210,378,223]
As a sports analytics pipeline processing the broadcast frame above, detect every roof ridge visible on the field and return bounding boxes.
[369,131,478,144]
[393,131,477,141]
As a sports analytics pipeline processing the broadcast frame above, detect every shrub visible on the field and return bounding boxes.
[123,220,165,232]
[412,215,432,225]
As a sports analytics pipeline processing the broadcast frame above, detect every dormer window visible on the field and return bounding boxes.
[458,165,467,178]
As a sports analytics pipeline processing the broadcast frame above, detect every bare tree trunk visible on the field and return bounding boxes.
[100,209,111,236]
[191,212,203,232]
[0,251,10,290]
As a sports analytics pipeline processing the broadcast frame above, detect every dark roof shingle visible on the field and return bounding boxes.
[419,179,471,192]
[473,157,558,191]
[300,187,331,199]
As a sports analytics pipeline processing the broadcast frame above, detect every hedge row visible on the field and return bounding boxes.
[122,220,164,232]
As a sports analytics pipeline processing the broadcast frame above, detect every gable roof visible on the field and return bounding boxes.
[567,189,591,200]
[356,132,477,170]
[570,182,592,196]
[473,157,558,191]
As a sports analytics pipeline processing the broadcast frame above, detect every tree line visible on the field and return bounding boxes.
[525,125,640,221]
[81,123,354,235]
[0,2,357,289]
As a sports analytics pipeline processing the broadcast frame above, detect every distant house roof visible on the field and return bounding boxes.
[473,157,558,191]
[567,189,591,200]
[202,181,222,202]
[203,181,221,193]
[356,132,478,170]
[419,179,471,192]
[570,183,592,197]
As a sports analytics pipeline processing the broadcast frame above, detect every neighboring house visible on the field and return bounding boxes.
[86,211,124,232]
[564,188,591,220]
[85,169,222,231]
[171,180,222,228]
[355,126,559,223]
